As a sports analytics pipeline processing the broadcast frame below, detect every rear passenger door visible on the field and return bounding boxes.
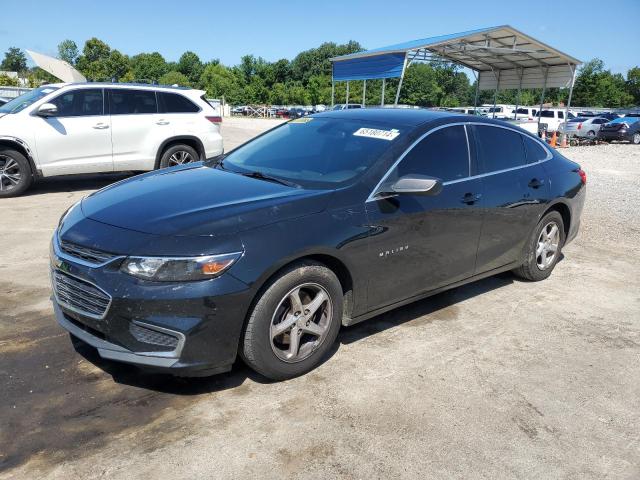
[109,89,163,171]
[471,125,551,273]
[157,91,201,139]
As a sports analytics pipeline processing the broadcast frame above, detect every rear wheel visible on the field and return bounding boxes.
[158,144,199,169]
[514,211,565,281]
[0,148,32,198]
[632,132,640,145]
[241,261,343,380]
[587,130,596,137]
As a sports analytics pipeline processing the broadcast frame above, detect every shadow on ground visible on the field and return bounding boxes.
[24,173,134,196]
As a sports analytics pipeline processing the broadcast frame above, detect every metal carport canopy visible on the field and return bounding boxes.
[330,25,581,92]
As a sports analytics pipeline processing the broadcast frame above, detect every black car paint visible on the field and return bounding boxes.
[52,110,585,376]
[598,118,640,143]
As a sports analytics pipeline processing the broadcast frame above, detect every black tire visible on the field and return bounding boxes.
[514,211,565,282]
[0,148,33,198]
[241,261,343,380]
[158,144,199,169]
[587,130,595,137]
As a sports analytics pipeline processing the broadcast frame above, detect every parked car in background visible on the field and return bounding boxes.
[50,109,585,380]
[232,105,247,115]
[536,109,577,133]
[511,107,538,120]
[331,103,363,111]
[0,83,223,197]
[486,104,515,119]
[598,114,640,144]
[595,112,621,121]
[558,117,609,138]
[288,107,309,119]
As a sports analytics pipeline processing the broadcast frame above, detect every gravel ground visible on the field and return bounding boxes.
[1,118,639,480]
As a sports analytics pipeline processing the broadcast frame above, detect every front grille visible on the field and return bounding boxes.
[52,270,111,319]
[60,240,120,265]
[129,323,179,349]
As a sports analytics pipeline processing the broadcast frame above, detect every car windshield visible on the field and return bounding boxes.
[0,86,60,114]
[219,117,403,189]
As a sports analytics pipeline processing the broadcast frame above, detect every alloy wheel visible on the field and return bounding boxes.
[633,133,640,145]
[168,150,195,166]
[536,221,560,270]
[0,155,22,192]
[270,283,333,363]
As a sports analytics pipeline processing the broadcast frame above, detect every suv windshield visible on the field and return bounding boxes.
[0,86,60,114]
[219,117,403,189]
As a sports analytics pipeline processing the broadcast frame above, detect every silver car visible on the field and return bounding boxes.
[559,116,609,138]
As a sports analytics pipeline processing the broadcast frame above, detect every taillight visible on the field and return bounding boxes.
[577,168,587,184]
[206,116,222,125]
[577,123,582,130]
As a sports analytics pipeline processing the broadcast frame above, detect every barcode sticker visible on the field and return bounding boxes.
[353,127,400,141]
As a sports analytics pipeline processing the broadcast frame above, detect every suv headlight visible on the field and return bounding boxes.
[121,252,242,281]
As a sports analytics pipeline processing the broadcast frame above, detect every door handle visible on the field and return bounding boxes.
[156,120,170,125]
[92,123,109,129]
[461,193,482,205]
[528,178,545,189]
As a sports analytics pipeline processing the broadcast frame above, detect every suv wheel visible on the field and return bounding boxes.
[158,144,199,169]
[632,132,640,145]
[0,148,32,198]
[241,261,343,380]
[513,211,565,281]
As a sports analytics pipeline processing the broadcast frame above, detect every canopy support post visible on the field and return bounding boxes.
[394,54,409,106]
[537,67,550,135]
[331,80,335,108]
[362,80,366,107]
[564,63,576,128]
[492,70,501,119]
[472,70,479,115]
[345,81,350,106]
[381,79,386,106]
[514,68,523,119]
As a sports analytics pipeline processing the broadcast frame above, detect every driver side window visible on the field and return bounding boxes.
[393,125,469,182]
[49,89,104,117]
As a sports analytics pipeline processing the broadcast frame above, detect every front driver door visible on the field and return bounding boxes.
[365,124,484,311]
[34,88,113,176]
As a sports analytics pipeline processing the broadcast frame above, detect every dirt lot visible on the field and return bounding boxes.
[1,117,639,479]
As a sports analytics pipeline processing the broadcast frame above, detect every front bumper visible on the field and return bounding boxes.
[50,233,252,376]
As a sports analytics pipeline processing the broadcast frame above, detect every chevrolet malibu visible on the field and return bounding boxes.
[51,109,586,380]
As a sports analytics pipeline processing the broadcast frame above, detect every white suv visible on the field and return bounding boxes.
[0,83,223,197]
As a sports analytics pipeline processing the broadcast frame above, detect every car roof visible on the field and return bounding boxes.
[58,82,195,91]
[312,107,455,127]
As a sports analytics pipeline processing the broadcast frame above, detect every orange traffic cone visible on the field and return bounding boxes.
[550,131,557,148]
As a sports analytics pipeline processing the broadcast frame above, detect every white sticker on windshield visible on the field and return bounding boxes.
[353,127,400,141]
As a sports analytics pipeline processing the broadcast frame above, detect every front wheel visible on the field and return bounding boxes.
[513,211,565,281]
[632,132,640,145]
[0,148,33,198]
[241,261,343,380]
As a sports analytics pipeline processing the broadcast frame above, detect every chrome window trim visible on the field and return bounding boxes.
[51,268,112,320]
[366,121,553,202]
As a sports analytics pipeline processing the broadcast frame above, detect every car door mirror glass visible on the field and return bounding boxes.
[37,103,58,117]
[381,174,443,197]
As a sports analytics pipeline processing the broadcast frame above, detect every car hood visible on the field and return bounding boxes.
[81,164,333,236]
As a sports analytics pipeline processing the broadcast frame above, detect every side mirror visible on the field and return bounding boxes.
[37,103,58,117]
[377,174,443,198]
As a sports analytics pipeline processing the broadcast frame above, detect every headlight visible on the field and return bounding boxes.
[120,252,242,281]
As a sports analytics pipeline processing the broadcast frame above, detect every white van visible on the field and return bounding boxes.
[536,109,577,132]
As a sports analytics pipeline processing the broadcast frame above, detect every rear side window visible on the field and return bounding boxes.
[109,89,157,115]
[522,136,548,163]
[474,125,527,173]
[158,92,199,113]
[396,125,469,182]
[540,111,554,118]
[50,89,103,117]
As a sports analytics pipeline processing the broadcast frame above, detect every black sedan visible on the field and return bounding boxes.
[51,109,586,380]
[598,114,640,144]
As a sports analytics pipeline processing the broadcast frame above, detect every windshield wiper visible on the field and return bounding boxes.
[240,170,299,188]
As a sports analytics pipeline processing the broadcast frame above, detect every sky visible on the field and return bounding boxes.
[2,0,639,75]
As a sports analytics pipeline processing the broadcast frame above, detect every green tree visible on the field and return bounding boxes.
[0,73,19,86]
[290,41,363,84]
[106,50,130,81]
[200,63,244,103]
[177,51,203,85]
[159,70,190,86]
[130,52,168,82]
[626,67,640,105]
[76,38,112,80]
[57,40,79,65]
[1,47,27,73]
[572,58,633,107]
